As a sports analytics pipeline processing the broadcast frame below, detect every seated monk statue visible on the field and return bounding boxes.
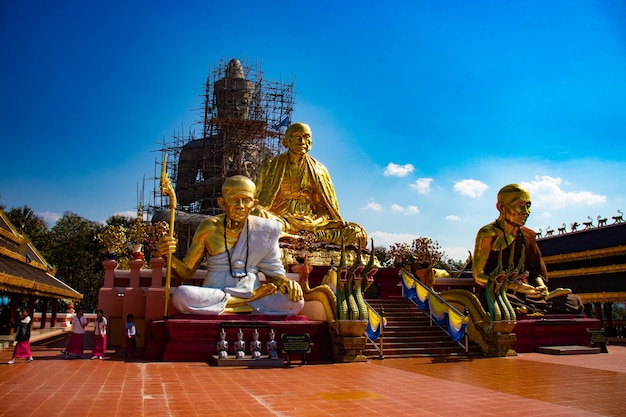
[158,175,304,315]
[254,122,367,247]
[473,184,584,316]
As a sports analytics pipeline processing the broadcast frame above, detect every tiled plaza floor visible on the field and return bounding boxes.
[1,333,625,417]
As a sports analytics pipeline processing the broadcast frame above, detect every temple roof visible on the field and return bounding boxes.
[0,210,83,300]
[537,221,626,303]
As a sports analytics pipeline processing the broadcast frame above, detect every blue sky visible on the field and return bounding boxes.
[1,0,625,261]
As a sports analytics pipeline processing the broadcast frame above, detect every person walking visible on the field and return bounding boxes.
[91,309,107,359]
[8,307,33,364]
[63,308,87,359]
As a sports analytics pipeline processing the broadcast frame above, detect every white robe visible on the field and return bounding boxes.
[171,216,303,315]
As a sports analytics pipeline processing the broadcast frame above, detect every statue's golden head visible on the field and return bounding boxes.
[497,184,530,205]
[283,122,312,152]
[222,175,256,198]
[219,175,258,222]
[496,184,531,227]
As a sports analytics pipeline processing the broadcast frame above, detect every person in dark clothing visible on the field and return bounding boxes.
[8,307,33,364]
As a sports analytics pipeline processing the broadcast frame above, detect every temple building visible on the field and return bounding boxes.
[0,210,83,336]
[537,217,626,337]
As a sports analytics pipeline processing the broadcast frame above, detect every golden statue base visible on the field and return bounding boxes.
[479,320,518,357]
[329,320,369,362]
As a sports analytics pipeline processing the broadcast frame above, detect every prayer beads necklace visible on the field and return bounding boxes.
[223,217,249,279]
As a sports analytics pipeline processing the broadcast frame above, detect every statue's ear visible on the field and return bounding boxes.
[496,201,504,213]
[217,197,226,211]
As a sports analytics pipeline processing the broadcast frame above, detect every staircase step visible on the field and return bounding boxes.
[364,297,481,358]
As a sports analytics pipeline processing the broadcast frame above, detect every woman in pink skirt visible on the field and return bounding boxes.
[91,309,107,359]
[8,307,33,364]
[63,308,87,359]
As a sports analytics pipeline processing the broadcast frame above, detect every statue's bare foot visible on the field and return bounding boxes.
[224,305,254,314]
[515,306,528,315]
[545,288,572,300]
[226,284,277,308]
[254,283,277,298]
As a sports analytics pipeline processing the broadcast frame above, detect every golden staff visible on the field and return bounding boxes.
[159,153,176,318]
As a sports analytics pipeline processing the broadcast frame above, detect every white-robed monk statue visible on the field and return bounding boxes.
[158,175,304,315]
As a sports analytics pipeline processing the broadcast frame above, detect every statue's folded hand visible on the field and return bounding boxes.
[267,276,303,302]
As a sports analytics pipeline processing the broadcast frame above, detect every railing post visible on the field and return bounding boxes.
[464,307,470,355]
[380,305,385,359]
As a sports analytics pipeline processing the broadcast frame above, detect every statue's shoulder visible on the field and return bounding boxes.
[195,215,224,235]
[305,154,329,171]
[248,215,282,233]
[261,152,288,168]
[521,226,538,242]
[476,222,499,239]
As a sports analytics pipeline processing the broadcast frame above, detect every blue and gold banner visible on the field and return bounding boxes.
[365,304,387,341]
[400,269,468,343]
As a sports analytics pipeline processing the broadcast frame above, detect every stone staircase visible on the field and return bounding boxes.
[363,298,481,359]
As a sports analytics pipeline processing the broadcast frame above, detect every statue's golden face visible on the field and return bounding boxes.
[286,127,312,155]
[219,187,257,223]
[498,191,531,227]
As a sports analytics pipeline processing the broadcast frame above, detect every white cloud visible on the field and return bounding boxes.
[364,201,383,211]
[442,246,472,263]
[409,177,433,194]
[384,162,414,177]
[369,231,419,249]
[391,204,420,215]
[521,175,607,210]
[38,211,62,226]
[113,210,143,219]
[454,179,489,198]
[446,215,461,221]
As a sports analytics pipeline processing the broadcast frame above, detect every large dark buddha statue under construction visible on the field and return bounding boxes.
[176,58,274,214]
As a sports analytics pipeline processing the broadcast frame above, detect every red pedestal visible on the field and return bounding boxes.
[145,314,333,362]
[512,315,601,353]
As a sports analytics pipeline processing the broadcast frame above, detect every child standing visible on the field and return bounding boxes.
[91,309,107,359]
[125,314,136,357]
[64,308,87,359]
[8,307,33,364]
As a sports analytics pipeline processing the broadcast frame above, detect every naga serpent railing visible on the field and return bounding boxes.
[399,268,470,353]
[364,300,385,358]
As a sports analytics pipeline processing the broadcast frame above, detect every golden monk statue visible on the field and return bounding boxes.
[158,175,304,315]
[473,184,583,315]
[254,122,367,247]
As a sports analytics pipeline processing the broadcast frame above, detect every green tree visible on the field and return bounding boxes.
[6,205,50,250]
[106,214,134,229]
[374,246,392,267]
[46,212,103,311]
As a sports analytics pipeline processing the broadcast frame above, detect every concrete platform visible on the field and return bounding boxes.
[210,355,285,367]
[537,345,602,355]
